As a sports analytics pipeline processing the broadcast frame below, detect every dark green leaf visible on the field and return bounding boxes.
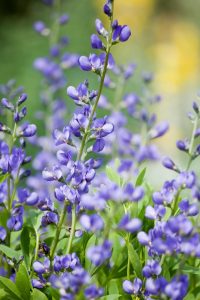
[173,264,200,276]
[20,227,31,269]
[135,168,146,186]
[99,294,121,300]
[0,245,21,261]
[16,263,32,300]
[0,277,22,300]
[128,243,142,278]
[31,289,48,300]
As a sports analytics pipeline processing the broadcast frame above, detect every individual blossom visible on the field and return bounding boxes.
[123,278,142,295]
[80,214,104,232]
[87,240,112,266]
[118,214,142,233]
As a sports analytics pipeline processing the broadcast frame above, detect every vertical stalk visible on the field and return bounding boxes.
[49,3,115,261]
[186,115,199,170]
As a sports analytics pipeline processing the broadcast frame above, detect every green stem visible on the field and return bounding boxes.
[49,201,68,261]
[186,116,199,170]
[49,0,61,47]
[126,238,131,280]
[66,204,76,254]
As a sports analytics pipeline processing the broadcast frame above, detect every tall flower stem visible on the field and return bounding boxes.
[50,5,115,261]
[186,115,199,170]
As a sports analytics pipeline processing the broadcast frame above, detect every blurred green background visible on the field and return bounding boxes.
[0,0,200,181]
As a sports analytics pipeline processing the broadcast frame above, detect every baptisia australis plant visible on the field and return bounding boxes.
[30,0,79,210]
[123,102,200,300]
[0,81,37,274]
[1,1,200,300]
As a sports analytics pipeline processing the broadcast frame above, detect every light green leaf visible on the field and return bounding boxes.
[108,279,119,294]
[135,168,146,186]
[106,166,121,186]
[184,293,196,300]
[0,277,22,300]
[128,243,142,278]
[31,289,48,300]
[16,263,32,300]
[99,294,121,300]
[0,245,21,261]
[0,288,9,299]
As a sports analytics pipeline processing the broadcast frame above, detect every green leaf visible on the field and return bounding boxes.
[184,293,196,300]
[16,263,32,300]
[0,173,9,184]
[162,261,170,281]
[0,288,9,299]
[20,226,31,269]
[0,209,9,227]
[110,232,124,269]
[0,277,22,300]
[173,264,200,276]
[31,289,48,300]
[135,168,146,186]
[106,166,121,186]
[0,245,21,261]
[99,294,121,300]
[45,287,60,300]
[128,243,142,278]
[108,279,119,294]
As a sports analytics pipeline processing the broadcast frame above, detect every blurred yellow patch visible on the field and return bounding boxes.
[152,20,200,92]
[95,0,155,34]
